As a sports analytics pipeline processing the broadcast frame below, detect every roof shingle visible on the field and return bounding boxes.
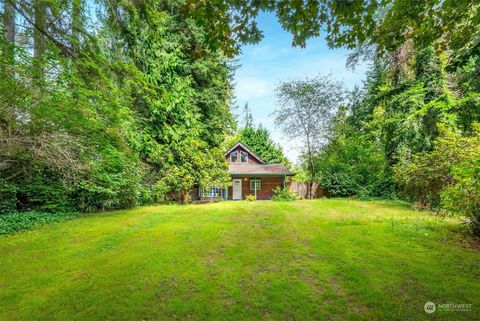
[228,164,294,176]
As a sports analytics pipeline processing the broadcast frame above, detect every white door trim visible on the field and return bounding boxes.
[232,179,242,200]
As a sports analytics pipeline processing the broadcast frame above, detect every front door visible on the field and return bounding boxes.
[232,179,242,200]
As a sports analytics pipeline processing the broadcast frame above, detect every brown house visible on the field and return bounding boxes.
[196,142,294,201]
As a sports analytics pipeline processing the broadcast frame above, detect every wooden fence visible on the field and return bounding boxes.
[289,182,325,199]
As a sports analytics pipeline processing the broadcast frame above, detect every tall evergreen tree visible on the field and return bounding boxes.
[238,125,289,166]
[242,102,253,129]
[2,0,15,62]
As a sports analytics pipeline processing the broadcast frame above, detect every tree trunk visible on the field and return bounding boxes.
[180,191,190,204]
[71,0,82,56]
[33,0,46,80]
[307,145,315,199]
[33,0,46,59]
[3,0,15,62]
[309,159,315,199]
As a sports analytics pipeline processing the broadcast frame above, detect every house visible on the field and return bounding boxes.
[196,141,294,201]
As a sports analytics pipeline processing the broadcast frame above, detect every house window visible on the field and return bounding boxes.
[230,151,237,163]
[250,179,261,191]
[202,186,222,197]
[240,151,248,163]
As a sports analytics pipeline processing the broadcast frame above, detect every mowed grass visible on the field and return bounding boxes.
[1,200,479,321]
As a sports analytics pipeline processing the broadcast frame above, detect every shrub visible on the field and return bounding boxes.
[318,170,359,197]
[394,123,480,236]
[0,211,80,234]
[441,153,480,236]
[74,149,143,212]
[316,132,394,198]
[271,187,296,201]
[0,178,17,214]
[394,124,480,210]
[15,174,73,213]
[245,194,256,201]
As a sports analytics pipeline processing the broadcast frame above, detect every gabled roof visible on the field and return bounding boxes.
[228,164,294,176]
[223,141,266,164]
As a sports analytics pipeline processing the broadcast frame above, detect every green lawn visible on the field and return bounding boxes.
[1,199,479,320]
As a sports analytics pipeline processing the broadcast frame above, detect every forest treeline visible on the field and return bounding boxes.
[1,0,236,213]
[1,1,479,233]
[267,0,478,235]
[310,45,480,234]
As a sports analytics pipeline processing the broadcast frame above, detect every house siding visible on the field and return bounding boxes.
[226,146,262,165]
[227,176,289,200]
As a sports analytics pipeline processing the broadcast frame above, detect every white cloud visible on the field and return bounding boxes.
[235,76,274,100]
[249,45,271,56]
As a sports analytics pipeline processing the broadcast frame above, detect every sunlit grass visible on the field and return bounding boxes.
[1,199,479,320]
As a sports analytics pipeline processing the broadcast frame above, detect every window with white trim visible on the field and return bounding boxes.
[250,179,261,191]
[201,186,222,197]
[240,151,248,163]
[230,151,237,163]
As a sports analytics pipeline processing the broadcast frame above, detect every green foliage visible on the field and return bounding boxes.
[183,0,479,66]
[0,0,233,213]
[226,104,290,165]
[394,124,480,214]
[271,187,296,201]
[320,38,479,237]
[316,118,394,198]
[14,173,73,213]
[0,178,17,213]
[1,0,478,243]
[452,55,480,133]
[110,1,233,200]
[244,194,256,201]
[274,75,345,198]
[0,2,143,213]
[317,171,358,197]
[290,166,308,183]
[237,126,290,165]
[0,211,79,235]
[314,44,476,205]
[75,152,143,212]
[374,46,459,160]
[332,39,479,236]
[441,161,480,236]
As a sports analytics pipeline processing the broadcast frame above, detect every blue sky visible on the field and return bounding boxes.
[233,12,368,162]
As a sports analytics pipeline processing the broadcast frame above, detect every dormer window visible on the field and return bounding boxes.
[240,151,248,163]
[224,142,266,165]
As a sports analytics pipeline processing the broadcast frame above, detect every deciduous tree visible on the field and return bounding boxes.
[274,75,345,198]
